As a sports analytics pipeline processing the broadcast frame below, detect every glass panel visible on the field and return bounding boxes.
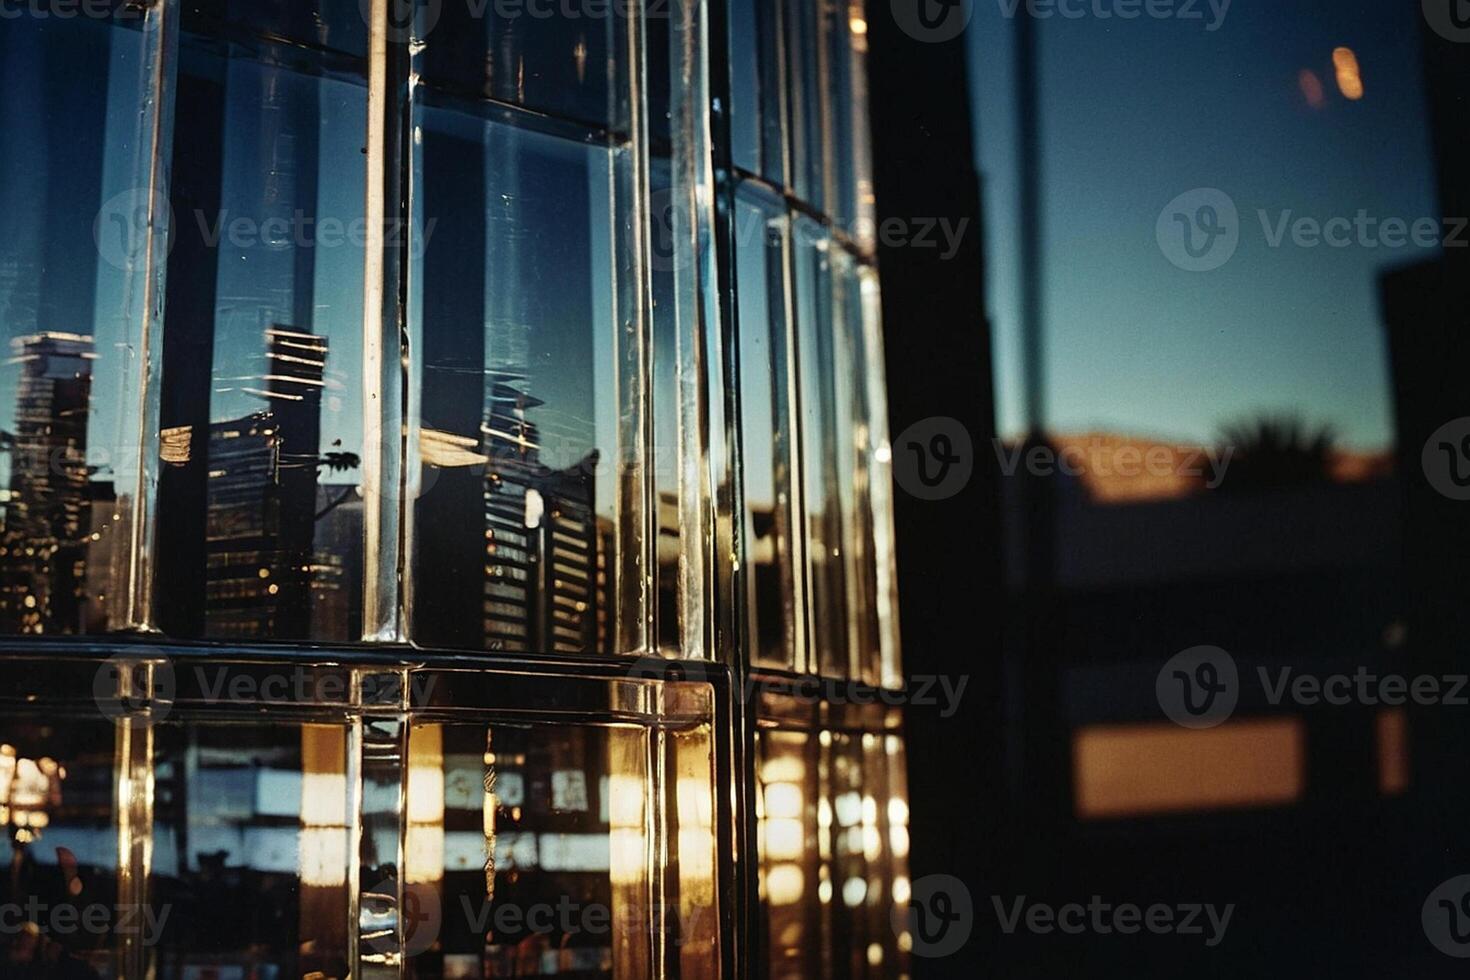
[832,251,878,684]
[757,726,911,980]
[786,0,827,211]
[406,721,632,976]
[0,7,168,636]
[671,721,721,977]
[419,0,630,133]
[155,10,369,641]
[728,0,787,183]
[793,219,847,678]
[0,657,725,977]
[400,716,719,977]
[406,86,641,654]
[727,0,763,175]
[0,715,121,976]
[651,0,721,656]
[825,0,872,238]
[183,0,369,58]
[757,729,820,978]
[651,158,684,655]
[856,267,902,689]
[150,719,354,977]
[735,186,802,671]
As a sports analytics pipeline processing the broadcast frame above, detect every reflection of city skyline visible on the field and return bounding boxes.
[479,372,609,654]
[202,327,349,639]
[0,333,98,635]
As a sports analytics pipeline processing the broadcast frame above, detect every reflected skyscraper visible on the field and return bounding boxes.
[481,373,600,653]
[204,327,328,638]
[0,333,95,634]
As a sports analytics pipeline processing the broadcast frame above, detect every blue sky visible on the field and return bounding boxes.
[968,0,1440,450]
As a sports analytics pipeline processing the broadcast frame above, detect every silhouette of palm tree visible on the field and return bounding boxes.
[1211,415,1336,492]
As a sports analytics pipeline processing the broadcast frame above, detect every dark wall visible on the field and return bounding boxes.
[867,6,1000,976]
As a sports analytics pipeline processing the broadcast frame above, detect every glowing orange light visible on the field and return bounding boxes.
[1333,47,1364,101]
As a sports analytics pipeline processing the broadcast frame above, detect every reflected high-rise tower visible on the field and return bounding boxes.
[481,374,600,653]
[0,333,95,634]
[482,375,541,652]
[204,327,327,637]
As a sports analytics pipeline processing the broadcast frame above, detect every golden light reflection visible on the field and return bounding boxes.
[765,818,805,861]
[1376,708,1410,797]
[767,864,804,906]
[299,725,348,888]
[1333,47,1364,100]
[1074,718,1305,819]
[406,724,445,886]
[764,782,803,820]
[607,765,646,887]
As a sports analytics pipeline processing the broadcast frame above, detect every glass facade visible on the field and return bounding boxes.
[0,0,905,974]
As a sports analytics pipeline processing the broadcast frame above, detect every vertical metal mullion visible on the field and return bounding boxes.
[130,0,181,632]
[362,0,409,642]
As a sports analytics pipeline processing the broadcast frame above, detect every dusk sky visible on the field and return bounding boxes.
[969,0,1440,450]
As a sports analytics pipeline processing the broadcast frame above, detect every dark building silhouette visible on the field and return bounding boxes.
[866,12,995,980]
[312,487,361,642]
[0,332,95,634]
[203,327,328,638]
[1373,8,1470,907]
[81,480,124,634]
